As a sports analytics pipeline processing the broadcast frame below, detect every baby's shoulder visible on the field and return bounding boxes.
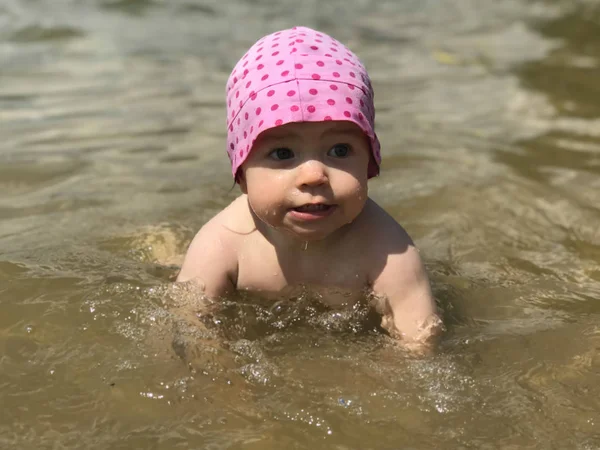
[351,198,427,289]
[177,195,251,285]
[188,195,253,253]
[352,198,414,251]
[205,194,253,233]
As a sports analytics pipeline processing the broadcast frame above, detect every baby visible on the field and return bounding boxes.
[177,27,442,345]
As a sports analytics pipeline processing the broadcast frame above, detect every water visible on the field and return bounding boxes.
[1,0,600,448]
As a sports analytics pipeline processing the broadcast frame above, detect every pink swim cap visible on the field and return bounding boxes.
[226,26,381,180]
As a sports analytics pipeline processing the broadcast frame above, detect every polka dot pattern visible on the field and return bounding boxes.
[226,26,380,179]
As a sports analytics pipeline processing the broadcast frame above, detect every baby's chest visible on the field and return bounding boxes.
[236,247,369,307]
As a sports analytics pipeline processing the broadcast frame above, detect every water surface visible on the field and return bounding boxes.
[1,0,600,448]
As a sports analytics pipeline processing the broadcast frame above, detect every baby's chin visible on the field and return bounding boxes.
[279,220,355,243]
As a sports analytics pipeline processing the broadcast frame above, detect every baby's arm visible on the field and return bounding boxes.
[366,216,442,346]
[177,220,238,298]
[372,245,441,344]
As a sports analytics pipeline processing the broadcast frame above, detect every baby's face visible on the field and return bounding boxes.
[240,121,370,241]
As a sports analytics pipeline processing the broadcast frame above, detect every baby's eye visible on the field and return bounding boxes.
[327,144,351,158]
[269,147,294,160]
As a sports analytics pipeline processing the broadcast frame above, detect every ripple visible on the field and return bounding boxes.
[0,260,28,280]
[0,198,110,222]
[9,25,84,43]
[176,3,218,15]
[0,158,87,195]
[100,0,161,15]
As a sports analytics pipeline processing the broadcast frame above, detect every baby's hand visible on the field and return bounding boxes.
[381,312,444,354]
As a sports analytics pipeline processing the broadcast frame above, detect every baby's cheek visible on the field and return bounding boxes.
[340,182,368,213]
[355,183,368,202]
[257,196,282,215]
[250,200,283,224]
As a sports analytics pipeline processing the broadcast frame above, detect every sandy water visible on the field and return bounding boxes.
[1,0,600,448]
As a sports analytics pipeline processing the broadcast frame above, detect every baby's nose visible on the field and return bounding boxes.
[296,160,329,188]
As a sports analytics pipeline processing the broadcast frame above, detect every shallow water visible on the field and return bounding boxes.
[1,0,600,448]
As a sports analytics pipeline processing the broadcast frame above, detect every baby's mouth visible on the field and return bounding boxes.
[293,203,332,212]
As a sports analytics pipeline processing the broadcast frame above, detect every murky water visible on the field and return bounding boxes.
[1,0,600,448]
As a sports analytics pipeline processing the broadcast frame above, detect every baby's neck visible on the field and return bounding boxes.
[254,216,352,255]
